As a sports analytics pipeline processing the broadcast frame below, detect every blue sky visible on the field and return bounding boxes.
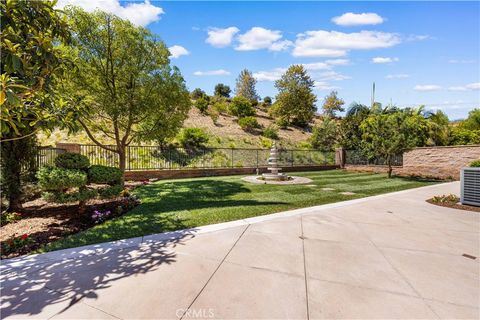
[59,1,480,120]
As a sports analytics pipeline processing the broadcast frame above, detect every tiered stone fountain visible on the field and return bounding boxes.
[242,142,313,185]
[262,142,289,181]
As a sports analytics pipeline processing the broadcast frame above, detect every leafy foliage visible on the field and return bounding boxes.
[87,165,122,185]
[470,160,480,167]
[270,65,316,127]
[229,96,255,118]
[322,91,345,117]
[195,96,209,114]
[97,185,123,199]
[235,69,259,102]
[65,7,190,182]
[37,167,87,191]
[238,116,259,132]
[431,194,459,204]
[54,153,90,170]
[177,128,209,148]
[309,117,339,151]
[262,125,279,140]
[360,111,429,177]
[191,88,207,100]
[214,83,231,98]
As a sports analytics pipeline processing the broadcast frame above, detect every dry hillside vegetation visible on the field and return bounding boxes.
[39,107,320,148]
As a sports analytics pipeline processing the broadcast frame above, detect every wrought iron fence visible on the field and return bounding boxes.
[345,150,403,166]
[35,147,66,168]
[79,144,335,171]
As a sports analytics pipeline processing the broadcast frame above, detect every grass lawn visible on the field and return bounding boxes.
[44,170,437,251]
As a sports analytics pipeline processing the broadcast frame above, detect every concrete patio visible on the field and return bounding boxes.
[1,182,479,319]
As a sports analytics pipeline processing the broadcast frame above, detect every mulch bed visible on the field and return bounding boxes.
[426,199,480,213]
[0,181,148,259]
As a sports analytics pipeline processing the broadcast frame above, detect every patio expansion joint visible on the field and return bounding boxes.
[179,224,250,320]
[300,214,310,320]
[354,221,443,319]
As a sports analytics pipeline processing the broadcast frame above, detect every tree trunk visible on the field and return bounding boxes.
[118,148,126,188]
[387,155,393,178]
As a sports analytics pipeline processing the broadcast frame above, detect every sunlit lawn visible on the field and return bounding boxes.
[45,170,437,251]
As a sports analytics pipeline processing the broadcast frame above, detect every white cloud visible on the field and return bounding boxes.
[302,62,331,71]
[325,59,350,66]
[193,69,231,76]
[448,82,480,91]
[466,82,480,90]
[236,27,291,51]
[253,68,287,82]
[314,81,339,90]
[406,34,430,41]
[414,85,442,92]
[372,57,399,64]
[293,30,401,57]
[332,12,384,26]
[385,74,409,79]
[448,59,476,64]
[206,27,240,47]
[56,0,163,26]
[168,45,189,59]
[318,71,351,81]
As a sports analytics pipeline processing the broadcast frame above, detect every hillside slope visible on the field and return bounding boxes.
[38,107,317,148]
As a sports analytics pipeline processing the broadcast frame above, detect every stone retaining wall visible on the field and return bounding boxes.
[124,165,338,181]
[344,145,480,180]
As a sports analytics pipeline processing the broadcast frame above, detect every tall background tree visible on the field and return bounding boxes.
[322,91,345,117]
[1,0,75,210]
[214,83,231,98]
[235,69,259,102]
[270,65,316,127]
[66,7,190,185]
[309,117,339,151]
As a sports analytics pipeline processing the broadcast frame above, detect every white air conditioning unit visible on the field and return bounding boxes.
[461,167,480,206]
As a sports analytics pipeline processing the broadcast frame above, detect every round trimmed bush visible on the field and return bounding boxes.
[229,96,255,118]
[55,153,90,170]
[238,116,259,132]
[37,166,87,191]
[88,165,122,185]
[470,159,480,167]
[97,184,123,199]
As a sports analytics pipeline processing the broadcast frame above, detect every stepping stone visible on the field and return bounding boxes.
[321,188,335,191]
[340,191,356,195]
[306,184,316,187]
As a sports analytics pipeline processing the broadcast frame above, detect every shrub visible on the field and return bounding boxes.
[213,100,228,114]
[209,107,219,124]
[262,125,279,140]
[263,96,272,106]
[88,165,122,185]
[1,234,34,255]
[42,188,97,204]
[470,160,480,167]
[260,137,273,148]
[178,128,209,148]
[431,194,459,204]
[37,166,87,191]
[54,153,90,170]
[191,88,207,100]
[0,212,22,226]
[97,184,123,199]
[238,116,259,132]
[229,96,255,118]
[195,96,209,114]
[276,117,289,129]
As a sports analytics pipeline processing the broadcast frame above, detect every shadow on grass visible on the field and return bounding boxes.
[1,218,195,318]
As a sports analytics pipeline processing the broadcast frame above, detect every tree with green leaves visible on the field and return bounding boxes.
[1,0,76,210]
[235,69,259,102]
[270,65,316,127]
[214,83,231,98]
[65,7,190,185]
[322,91,345,117]
[309,117,339,151]
[360,111,429,178]
[339,102,370,150]
[191,88,207,100]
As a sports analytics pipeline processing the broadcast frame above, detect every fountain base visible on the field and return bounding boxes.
[261,173,289,181]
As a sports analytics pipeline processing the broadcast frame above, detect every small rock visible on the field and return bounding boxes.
[340,191,356,195]
[321,188,335,191]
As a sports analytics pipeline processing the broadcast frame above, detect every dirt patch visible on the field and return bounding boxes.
[426,199,480,213]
